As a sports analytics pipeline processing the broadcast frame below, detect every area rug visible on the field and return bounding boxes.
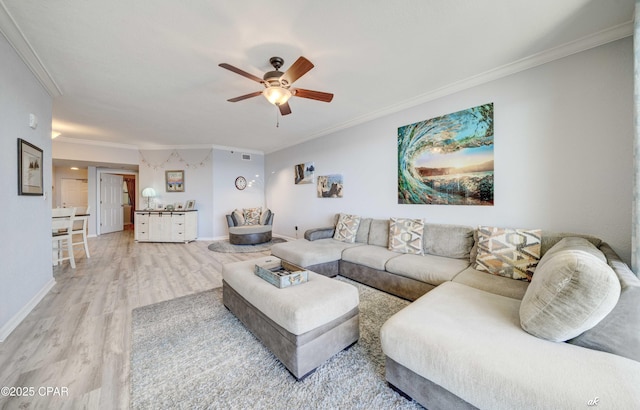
[207,237,287,253]
[130,278,421,409]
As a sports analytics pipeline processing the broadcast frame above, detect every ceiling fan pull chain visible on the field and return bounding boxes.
[276,107,280,128]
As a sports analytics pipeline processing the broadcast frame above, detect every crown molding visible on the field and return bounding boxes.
[0,1,62,97]
[267,20,634,154]
[54,136,265,155]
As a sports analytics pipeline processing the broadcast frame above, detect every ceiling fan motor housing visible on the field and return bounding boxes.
[264,57,287,87]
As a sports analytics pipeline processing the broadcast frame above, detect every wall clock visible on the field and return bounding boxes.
[235,176,247,190]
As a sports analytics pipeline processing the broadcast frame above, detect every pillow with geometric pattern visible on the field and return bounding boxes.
[474,226,541,281]
[333,213,361,243]
[388,218,424,255]
[243,207,262,226]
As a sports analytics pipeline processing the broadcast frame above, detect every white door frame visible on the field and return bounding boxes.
[96,168,138,236]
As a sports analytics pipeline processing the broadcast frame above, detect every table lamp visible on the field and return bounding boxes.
[142,187,156,210]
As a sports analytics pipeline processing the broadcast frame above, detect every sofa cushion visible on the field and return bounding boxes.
[474,226,541,281]
[333,213,361,243]
[259,208,272,225]
[538,237,606,269]
[568,244,640,361]
[271,238,362,267]
[232,209,245,226]
[519,250,621,342]
[385,254,469,286]
[368,219,390,247]
[243,207,261,225]
[423,223,474,259]
[355,218,372,243]
[341,245,401,271]
[388,218,424,255]
[381,281,640,410]
[452,267,529,300]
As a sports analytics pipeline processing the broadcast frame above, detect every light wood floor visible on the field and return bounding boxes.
[0,230,268,410]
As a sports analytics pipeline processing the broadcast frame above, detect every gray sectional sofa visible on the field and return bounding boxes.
[270,216,640,409]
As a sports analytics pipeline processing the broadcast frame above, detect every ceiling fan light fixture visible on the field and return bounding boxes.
[263,86,292,106]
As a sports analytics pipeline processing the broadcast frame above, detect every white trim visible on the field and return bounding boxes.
[0,1,62,97]
[54,136,139,150]
[265,20,634,154]
[0,278,55,342]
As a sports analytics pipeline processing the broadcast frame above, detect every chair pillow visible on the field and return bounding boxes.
[232,209,245,226]
[388,218,424,255]
[333,213,361,243]
[519,250,621,342]
[537,236,606,270]
[260,208,272,225]
[243,208,261,225]
[474,226,541,281]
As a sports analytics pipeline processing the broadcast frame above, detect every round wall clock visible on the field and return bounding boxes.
[235,176,247,190]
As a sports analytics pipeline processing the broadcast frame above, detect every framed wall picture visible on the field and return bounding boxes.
[165,170,185,192]
[185,199,196,210]
[18,138,44,196]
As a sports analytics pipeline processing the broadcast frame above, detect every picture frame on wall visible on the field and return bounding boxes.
[17,138,44,196]
[165,170,185,192]
[185,199,196,210]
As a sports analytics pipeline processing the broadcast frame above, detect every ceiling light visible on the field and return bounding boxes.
[70,167,79,170]
[51,131,61,139]
[262,86,292,106]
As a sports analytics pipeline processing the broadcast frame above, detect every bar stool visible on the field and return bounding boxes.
[52,207,76,268]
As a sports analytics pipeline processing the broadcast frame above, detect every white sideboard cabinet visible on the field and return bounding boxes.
[134,210,197,243]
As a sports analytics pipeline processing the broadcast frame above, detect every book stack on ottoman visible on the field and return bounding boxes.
[222,256,360,380]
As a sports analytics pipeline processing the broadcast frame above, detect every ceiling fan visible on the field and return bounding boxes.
[219,56,333,116]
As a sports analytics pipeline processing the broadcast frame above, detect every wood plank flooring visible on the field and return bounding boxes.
[0,230,268,409]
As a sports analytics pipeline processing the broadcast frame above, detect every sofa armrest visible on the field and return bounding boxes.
[305,227,335,241]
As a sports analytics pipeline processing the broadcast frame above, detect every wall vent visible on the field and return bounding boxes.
[241,153,251,161]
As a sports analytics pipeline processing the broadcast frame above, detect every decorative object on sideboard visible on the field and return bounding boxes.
[141,187,156,210]
[165,170,185,192]
[185,200,196,210]
[17,138,44,196]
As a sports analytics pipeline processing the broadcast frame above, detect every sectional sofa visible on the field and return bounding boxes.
[270,214,640,409]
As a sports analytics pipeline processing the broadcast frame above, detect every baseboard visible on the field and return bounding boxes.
[0,278,56,343]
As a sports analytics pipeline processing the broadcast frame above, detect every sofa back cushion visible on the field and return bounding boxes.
[368,219,390,247]
[519,249,620,342]
[356,218,372,243]
[423,223,474,259]
[568,243,640,362]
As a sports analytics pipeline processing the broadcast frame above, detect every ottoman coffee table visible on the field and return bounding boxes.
[222,256,360,380]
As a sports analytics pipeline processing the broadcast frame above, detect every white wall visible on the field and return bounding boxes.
[138,149,215,239]
[266,37,634,264]
[212,150,265,238]
[0,34,54,340]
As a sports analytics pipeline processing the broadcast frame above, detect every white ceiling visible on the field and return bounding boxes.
[1,0,635,154]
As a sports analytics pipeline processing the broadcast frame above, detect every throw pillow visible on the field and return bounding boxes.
[333,213,361,243]
[260,208,272,225]
[537,237,606,270]
[474,226,541,281]
[232,209,245,226]
[388,218,424,255]
[519,250,621,342]
[243,208,262,225]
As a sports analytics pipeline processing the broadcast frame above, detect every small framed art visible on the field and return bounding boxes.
[185,200,196,210]
[18,138,44,196]
[166,170,185,192]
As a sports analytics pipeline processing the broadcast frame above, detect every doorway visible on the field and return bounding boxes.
[97,169,138,235]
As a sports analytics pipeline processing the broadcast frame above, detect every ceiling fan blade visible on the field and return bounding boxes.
[280,57,314,86]
[279,102,292,116]
[293,88,334,103]
[227,91,263,102]
[219,63,264,83]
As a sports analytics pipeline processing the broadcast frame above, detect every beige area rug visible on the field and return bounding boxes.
[130,278,421,409]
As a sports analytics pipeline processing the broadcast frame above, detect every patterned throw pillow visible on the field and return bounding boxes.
[243,208,262,226]
[474,226,541,281]
[388,218,424,255]
[333,214,361,243]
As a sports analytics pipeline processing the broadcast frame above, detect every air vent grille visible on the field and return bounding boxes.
[241,154,251,161]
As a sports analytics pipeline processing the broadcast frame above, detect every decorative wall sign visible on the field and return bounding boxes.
[294,162,315,184]
[317,174,343,198]
[18,138,43,196]
[165,170,185,192]
[398,103,494,205]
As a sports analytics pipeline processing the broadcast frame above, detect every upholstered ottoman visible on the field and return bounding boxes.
[222,256,360,380]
